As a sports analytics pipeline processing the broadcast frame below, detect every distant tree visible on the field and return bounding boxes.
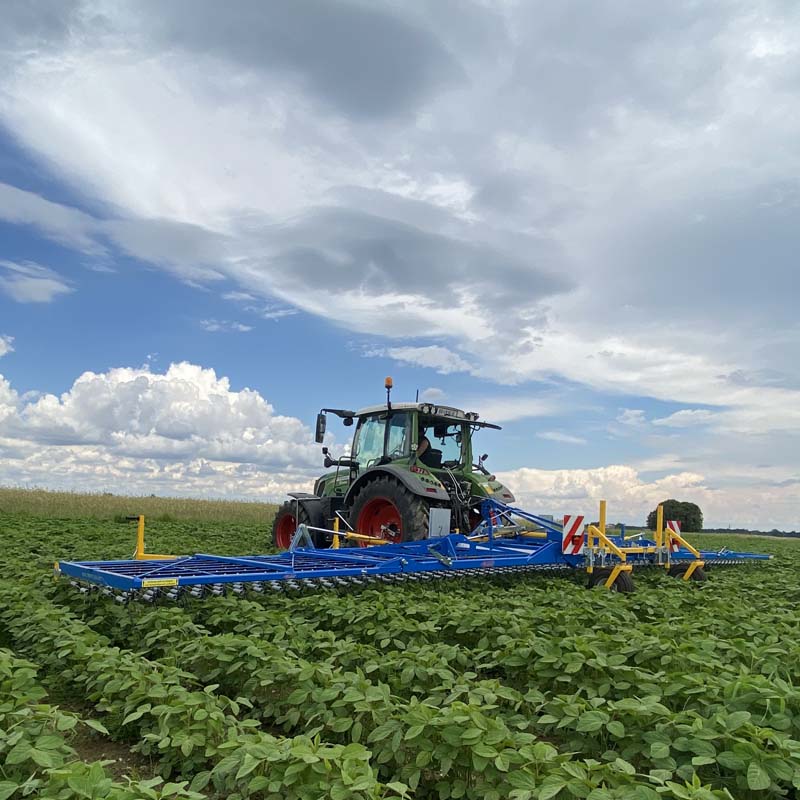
[646,499,703,532]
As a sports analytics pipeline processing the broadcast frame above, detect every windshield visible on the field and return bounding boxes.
[352,412,410,467]
[420,420,464,468]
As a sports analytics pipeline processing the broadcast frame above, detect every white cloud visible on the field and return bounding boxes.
[0,446,315,501]
[249,305,298,322]
[199,319,253,333]
[0,260,72,303]
[0,3,795,372]
[224,292,297,321]
[496,464,800,531]
[0,335,13,358]
[419,387,445,402]
[537,431,587,445]
[461,395,556,424]
[0,26,565,345]
[0,182,102,254]
[381,346,472,375]
[616,409,646,426]
[0,375,18,425]
[0,48,337,226]
[0,363,323,500]
[223,291,256,302]
[653,409,716,427]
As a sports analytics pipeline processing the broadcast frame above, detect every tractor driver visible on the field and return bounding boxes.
[416,424,434,467]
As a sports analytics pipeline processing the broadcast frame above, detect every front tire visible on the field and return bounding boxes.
[272,501,311,550]
[348,477,432,544]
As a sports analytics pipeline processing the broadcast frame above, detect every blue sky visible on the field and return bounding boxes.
[0,0,798,529]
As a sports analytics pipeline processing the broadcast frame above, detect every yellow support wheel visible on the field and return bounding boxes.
[668,562,707,582]
[587,565,634,593]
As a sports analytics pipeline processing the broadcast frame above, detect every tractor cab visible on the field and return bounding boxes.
[272,379,515,549]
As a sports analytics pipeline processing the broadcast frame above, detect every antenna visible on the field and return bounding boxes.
[415,388,419,402]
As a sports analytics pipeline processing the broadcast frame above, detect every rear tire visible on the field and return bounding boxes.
[587,567,635,593]
[272,501,312,550]
[348,477,432,544]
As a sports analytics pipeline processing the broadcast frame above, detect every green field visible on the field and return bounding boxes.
[0,487,277,524]
[2,498,800,799]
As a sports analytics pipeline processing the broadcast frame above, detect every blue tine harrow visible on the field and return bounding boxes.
[55,499,772,601]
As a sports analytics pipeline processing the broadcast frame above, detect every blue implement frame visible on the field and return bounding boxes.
[55,498,771,594]
[57,534,567,592]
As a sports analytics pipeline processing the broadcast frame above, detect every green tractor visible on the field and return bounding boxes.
[272,379,516,548]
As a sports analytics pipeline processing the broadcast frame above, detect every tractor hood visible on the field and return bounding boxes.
[472,473,515,504]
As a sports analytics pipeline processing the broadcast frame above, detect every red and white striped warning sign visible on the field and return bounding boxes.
[666,520,681,552]
[562,515,586,555]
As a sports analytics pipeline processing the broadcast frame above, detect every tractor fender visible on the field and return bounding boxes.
[286,492,327,529]
[343,465,450,508]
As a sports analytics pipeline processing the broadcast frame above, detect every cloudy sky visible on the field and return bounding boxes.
[1,0,798,529]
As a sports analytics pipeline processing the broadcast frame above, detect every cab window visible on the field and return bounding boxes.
[353,412,409,467]
[386,413,410,459]
[353,416,383,467]
[420,421,464,468]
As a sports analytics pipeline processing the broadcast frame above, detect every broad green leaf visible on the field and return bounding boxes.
[189,772,211,792]
[122,709,146,725]
[650,742,670,760]
[235,753,260,780]
[576,711,608,732]
[747,762,771,791]
[726,711,751,731]
[404,724,424,740]
[67,772,99,799]
[508,771,539,791]
[5,742,32,765]
[606,721,625,738]
[716,751,744,770]
[538,776,567,800]
[614,758,636,775]
[83,719,109,735]
[0,783,19,800]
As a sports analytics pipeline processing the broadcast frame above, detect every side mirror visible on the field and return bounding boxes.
[343,416,354,427]
[315,413,327,444]
[481,453,488,462]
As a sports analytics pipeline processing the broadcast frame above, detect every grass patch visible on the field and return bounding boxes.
[0,486,277,523]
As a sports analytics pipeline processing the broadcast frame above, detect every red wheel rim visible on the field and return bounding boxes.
[357,498,402,546]
[275,513,296,549]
